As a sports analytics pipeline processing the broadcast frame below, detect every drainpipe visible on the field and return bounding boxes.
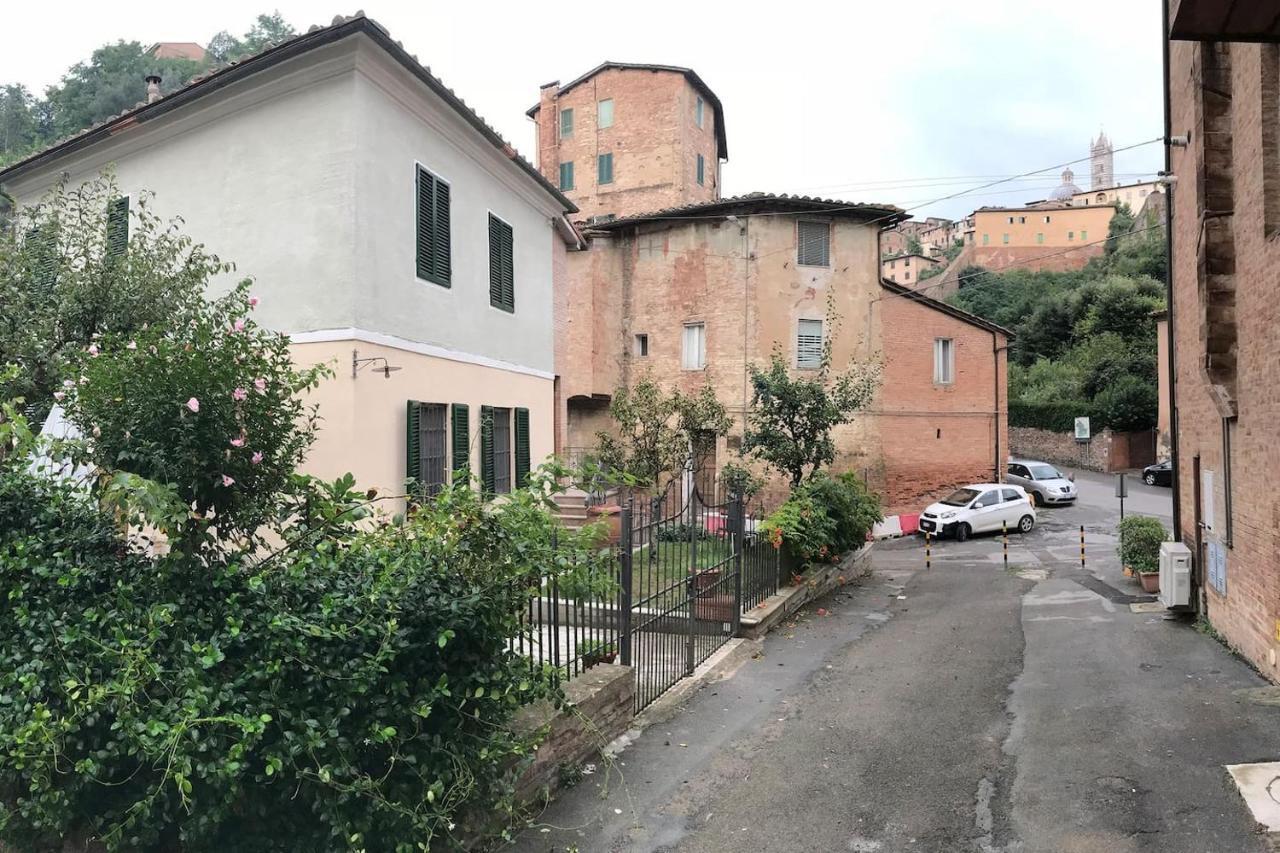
[1161,0,1183,545]
[993,332,1003,482]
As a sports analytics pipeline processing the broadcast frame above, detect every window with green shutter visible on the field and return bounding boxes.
[479,406,512,496]
[598,152,613,185]
[451,403,470,480]
[415,165,451,287]
[105,196,129,260]
[559,161,574,191]
[480,405,495,495]
[27,227,57,293]
[488,214,514,313]
[514,407,530,487]
[406,401,448,498]
[696,154,705,186]
[560,107,574,138]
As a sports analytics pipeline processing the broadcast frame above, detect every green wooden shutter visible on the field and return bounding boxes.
[480,405,495,496]
[105,196,129,259]
[514,407,530,487]
[488,215,514,312]
[415,168,433,281]
[434,179,451,283]
[28,228,56,294]
[598,153,613,184]
[415,167,451,287]
[696,154,705,186]
[559,161,574,190]
[406,400,422,496]
[451,403,470,481]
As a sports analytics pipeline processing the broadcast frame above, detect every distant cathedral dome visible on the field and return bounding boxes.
[1049,168,1082,201]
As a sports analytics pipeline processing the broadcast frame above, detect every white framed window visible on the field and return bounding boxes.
[933,338,954,384]
[696,95,705,128]
[598,98,614,129]
[634,333,648,356]
[682,322,706,370]
[796,319,823,369]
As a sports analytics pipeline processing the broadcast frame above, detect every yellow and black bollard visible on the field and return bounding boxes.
[925,530,932,570]
[1080,524,1086,568]
[1002,521,1009,569]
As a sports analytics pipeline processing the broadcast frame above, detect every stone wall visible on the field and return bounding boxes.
[1011,426,1110,472]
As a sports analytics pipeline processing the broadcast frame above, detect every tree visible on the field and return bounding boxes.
[906,235,923,255]
[44,42,201,137]
[742,317,881,486]
[1094,374,1158,431]
[0,174,226,419]
[207,12,298,64]
[0,85,40,166]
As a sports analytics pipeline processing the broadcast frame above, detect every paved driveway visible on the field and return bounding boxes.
[507,475,1280,853]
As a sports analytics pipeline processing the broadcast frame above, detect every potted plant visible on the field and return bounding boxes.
[1117,516,1168,593]
[578,639,617,668]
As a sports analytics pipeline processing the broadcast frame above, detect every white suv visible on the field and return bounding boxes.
[918,483,1036,542]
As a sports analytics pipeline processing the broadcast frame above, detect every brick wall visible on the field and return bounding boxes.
[1169,32,1280,682]
[878,293,1008,513]
[533,68,719,222]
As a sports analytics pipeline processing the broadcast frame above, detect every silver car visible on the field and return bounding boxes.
[1006,459,1076,506]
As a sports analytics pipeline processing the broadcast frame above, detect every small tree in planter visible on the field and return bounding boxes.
[1117,515,1168,592]
[742,306,880,486]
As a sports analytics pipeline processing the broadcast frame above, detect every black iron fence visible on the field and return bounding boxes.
[517,482,778,712]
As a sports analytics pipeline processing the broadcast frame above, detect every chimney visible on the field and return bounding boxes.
[145,74,162,104]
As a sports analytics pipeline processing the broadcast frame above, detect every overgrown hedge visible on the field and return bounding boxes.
[1008,399,1097,433]
[761,473,882,565]
[0,465,579,852]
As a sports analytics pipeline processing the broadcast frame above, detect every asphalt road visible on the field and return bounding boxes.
[508,478,1280,853]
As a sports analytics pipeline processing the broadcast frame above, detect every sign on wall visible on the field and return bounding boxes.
[1206,540,1227,596]
[1074,417,1091,442]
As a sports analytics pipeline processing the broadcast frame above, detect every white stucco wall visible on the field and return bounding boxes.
[349,44,558,375]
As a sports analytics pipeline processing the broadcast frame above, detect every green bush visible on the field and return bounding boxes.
[761,473,881,564]
[0,462,574,852]
[1117,515,1168,574]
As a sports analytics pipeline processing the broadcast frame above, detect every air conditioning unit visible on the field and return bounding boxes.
[1159,541,1192,608]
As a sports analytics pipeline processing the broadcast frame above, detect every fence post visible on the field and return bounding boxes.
[1002,521,1008,570]
[731,491,744,636]
[685,487,697,676]
[618,504,633,667]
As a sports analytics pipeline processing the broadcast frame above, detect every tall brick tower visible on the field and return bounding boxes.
[527,63,727,223]
[1090,131,1115,190]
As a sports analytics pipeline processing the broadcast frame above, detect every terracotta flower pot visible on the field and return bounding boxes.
[586,504,622,546]
[1139,572,1160,593]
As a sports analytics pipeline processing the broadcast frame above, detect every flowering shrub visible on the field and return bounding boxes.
[761,473,882,566]
[63,281,329,545]
[0,431,579,851]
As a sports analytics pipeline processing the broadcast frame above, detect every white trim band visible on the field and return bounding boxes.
[290,327,555,380]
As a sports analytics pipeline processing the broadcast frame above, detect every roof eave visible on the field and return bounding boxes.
[879,278,1015,339]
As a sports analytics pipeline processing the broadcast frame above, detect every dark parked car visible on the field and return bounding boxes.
[1143,459,1173,487]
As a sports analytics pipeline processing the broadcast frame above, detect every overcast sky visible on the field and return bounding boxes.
[1,1,1165,220]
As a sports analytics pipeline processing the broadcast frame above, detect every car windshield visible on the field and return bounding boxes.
[1028,464,1063,480]
[940,488,980,506]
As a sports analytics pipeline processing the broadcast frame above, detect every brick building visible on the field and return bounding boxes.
[882,252,943,285]
[538,64,1009,513]
[528,63,727,224]
[1165,0,1280,681]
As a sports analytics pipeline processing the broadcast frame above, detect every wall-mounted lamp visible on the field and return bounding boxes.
[352,349,402,379]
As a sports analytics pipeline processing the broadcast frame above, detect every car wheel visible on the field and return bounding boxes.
[1144,473,1156,486]
[955,523,971,543]
[1018,514,1034,534]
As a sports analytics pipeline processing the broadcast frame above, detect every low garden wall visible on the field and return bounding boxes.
[1011,427,1158,473]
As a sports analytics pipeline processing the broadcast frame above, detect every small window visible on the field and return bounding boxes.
[1018,216,1026,224]
[982,233,989,246]
[415,166,451,287]
[1007,216,1014,225]
[933,337,954,384]
[598,152,614,185]
[488,214,514,313]
[1036,232,1044,244]
[106,196,129,259]
[560,107,574,138]
[1002,233,1009,244]
[1068,231,1074,241]
[905,270,911,280]
[407,401,449,498]
[598,98,614,129]
[634,333,649,357]
[1080,229,1088,241]
[889,259,895,268]
[696,95,705,128]
[490,407,513,494]
[559,161,574,191]
[696,153,705,186]
[796,220,830,267]
[796,319,823,369]
[682,322,706,370]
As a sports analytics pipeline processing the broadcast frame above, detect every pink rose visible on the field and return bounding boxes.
[232,319,246,333]
[254,378,266,393]
[220,474,235,487]
[249,296,260,308]
[87,344,99,357]
[92,425,101,438]
[62,379,74,389]
[230,437,245,448]
[232,387,247,401]
[126,341,137,350]
[251,451,264,465]
[53,391,65,401]
[79,376,88,386]
[186,397,200,413]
